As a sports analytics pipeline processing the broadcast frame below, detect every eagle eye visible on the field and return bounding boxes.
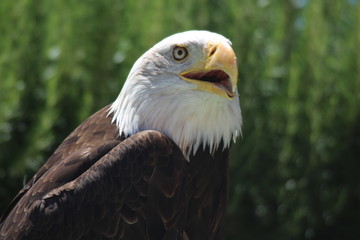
[173,46,188,61]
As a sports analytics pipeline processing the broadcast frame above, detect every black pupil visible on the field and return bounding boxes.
[177,49,183,56]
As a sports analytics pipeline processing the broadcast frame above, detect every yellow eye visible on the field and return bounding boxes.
[173,46,188,61]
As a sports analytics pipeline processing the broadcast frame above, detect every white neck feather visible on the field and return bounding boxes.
[109,72,241,160]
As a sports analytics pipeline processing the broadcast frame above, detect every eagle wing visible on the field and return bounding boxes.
[0,108,188,240]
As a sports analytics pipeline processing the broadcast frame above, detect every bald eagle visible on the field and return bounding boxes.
[0,31,242,240]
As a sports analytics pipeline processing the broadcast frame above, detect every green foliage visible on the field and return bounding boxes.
[0,0,359,239]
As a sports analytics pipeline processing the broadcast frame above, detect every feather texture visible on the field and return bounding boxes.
[0,106,230,240]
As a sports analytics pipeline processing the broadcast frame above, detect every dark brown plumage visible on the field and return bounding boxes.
[0,106,229,240]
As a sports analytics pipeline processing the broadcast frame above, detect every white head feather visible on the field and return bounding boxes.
[110,30,242,160]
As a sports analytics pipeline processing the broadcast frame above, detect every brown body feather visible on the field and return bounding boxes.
[0,106,229,240]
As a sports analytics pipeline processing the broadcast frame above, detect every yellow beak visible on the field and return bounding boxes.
[179,41,238,99]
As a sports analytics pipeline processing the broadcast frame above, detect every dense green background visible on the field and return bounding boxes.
[0,0,359,239]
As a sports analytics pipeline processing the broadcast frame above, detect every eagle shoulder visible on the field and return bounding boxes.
[0,119,188,240]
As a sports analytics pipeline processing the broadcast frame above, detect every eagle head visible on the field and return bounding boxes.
[110,30,242,159]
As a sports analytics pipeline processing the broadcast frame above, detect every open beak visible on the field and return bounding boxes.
[179,41,238,99]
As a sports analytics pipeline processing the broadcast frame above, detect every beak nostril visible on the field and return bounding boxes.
[209,46,217,57]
